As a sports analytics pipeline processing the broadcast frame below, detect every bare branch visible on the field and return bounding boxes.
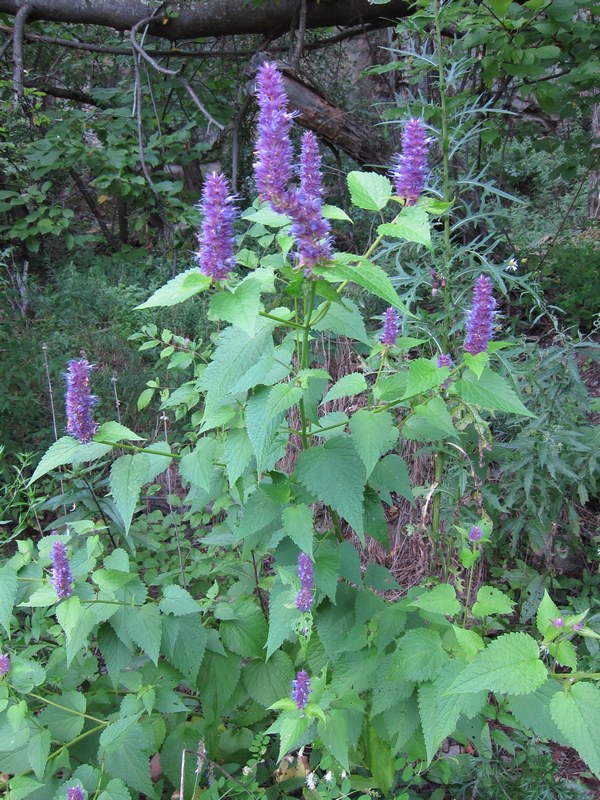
[68,168,119,249]
[12,2,34,102]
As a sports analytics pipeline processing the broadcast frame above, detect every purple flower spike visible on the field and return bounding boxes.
[51,541,74,601]
[0,654,10,676]
[288,192,333,274]
[468,525,483,542]
[254,62,295,213]
[380,307,400,347]
[464,275,496,356]
[196,171,237,282]
[67,786,86,800]
[552,617,564,629]
[393,118,429,206]
[65,358,99,443]
[300,131,324,201]
[572,622,583,632]
[295,553,314,612]
[291,670,311,710]
[437,353,454,389]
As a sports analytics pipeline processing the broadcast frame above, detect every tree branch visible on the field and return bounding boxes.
[12,2,33,102]
[0,0,411,41]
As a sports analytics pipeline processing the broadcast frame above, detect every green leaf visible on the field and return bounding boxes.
[507,681,566,744]
[410,584,460,616]
[220,609,268,658]
[456,368,535,417]
[159,585,202,616]
[364,725,395,795]
[391,629,447,682]
[321,258,412,316]
[38,691,85,742]
[242,651,295,707]
[295,436,365,539]
[137,388,154,411]
[55,596,96,666]
[224,428,253,485]
[28,436,81,484]
[109,454,148,535]
[549,640,577,670]
[536,590,562,639]
[472,586,515,617]
[95,421,144,443]
[198,650,241,721]
[550,683,600,777]
[312,298,371,344]
[98,778,132,800]
[208,275,264,335]
[322,373,368,405]
[243,205,290,226]
[97,624,133,685]
[135,268,211,309]
[349,409,398,478]
[266,384,304,422]
[179,438,216,492]
[0,565,17,635]
[378,206,432,249]
[161,615,207,683]
[405,396,459,442]
[314,540,341,602]
[266,581,299,659]
[402,358,449,400]
[27,729,51,781]
[7,776,44,800]
[322,204,353,222]
[99,717,155,797]
[246,386,288,474]
[140,441,172,483]
[320,709,351,771]
[347,171,392,210]
[124,603,162,665]
[447,632,547,696]
[282,504,314,556]
[370,453,413,505]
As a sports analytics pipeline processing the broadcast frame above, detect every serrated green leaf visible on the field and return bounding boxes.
[266,384,304,422]
[208,275,264,335]
[99,717,155,797]
[161,615,207,682]
[282,504,314,555]
[179,438,216,492]
[198,650,241,720]
[38,691,86,742]
[109,454,148,535]
[369,453,413,505]
[8,776,44,800]
[472,586,515,617]
[549,640,577,670]
[320,258,412,316]
[97,778,132,800]
[243,205,290,226]
[550,682,600,777]
[322,373,368,405]
[124,603,161,665]
[28,436,81,484]
[97,624,133,685]
[266,581,299,659]
[56,596,96,666]
[246,385,288,474]
[295,436,365,539]
[457,368,535,417]
[347,171,391,210]
[27,729,51,781]
[224,428,253,486]
[95,421,144,443]
[536,590,562,639]
[135,268,211,309]
[242,651,295,707]
[159,585,202,616]
[402,358,449,400]
[406,396,458,442]
[322,203,353,222]
[349,409,398,478]
[391,629,447,682]
[312,298,371,344]
[0,565,17,634]
[447,632,547,696]
[410,584,460,616]
[378,205,432,249]
[220,609,267,658]
[137,388,154,412]
[507,680,566,744]
[314,540,341,602]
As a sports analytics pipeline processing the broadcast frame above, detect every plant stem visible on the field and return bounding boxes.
[28,692,107,724]
[93,439,182,460]
[298,281,317,448]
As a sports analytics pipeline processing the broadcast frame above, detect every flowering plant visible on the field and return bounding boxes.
[1,54,599,800]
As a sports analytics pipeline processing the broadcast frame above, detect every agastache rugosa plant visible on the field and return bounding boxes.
[0,654,9,676]
[464,274,496,355]
[196,171,237,282]
[65,358,98,443]
[17,35,600,798]
[51,540,74,600]
[393,117,429,206]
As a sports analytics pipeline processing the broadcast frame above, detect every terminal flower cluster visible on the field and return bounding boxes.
[295,552,314,612]
[65,358,99,443]
[196,171,237,282]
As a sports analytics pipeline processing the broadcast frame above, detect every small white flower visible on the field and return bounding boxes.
[306,772,317,790]
[506,257,518,273]
[341,770,347,780]
[242,766,252,776]
[324,770,334,784]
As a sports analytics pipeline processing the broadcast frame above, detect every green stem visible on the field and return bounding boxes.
[462,546,478,627]
[552,672,600,683]
[259,311,304,330]
[94,440,181,460]
[48,723,108,763]
[297,281,317,448]
[27,692,107,724]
